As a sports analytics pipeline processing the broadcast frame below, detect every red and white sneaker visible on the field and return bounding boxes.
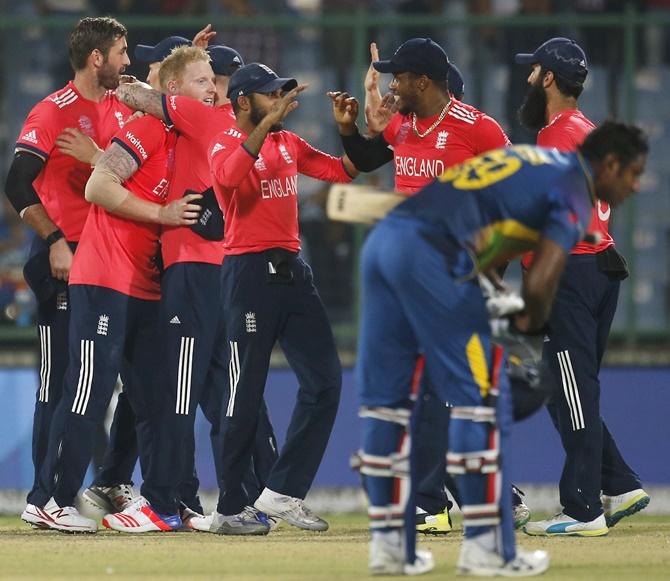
[102,498,181,533]
[34,498,98,533]
[21,503,55,530]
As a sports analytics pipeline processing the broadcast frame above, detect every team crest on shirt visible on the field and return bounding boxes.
[396,121,410,144]
[254,154,267,171]
[435,130,448,150]
[78,115,95,137]
[278,144,293,164]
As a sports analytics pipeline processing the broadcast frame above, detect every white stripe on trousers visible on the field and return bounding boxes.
[72,339,94,415]
[557,350,585,431]
[38,325,51,403]
[176,337,195,415]
[226,341,240,417]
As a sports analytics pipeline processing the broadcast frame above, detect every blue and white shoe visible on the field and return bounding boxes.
[189,506,270,536]
[603,489,650,528]
[523,512,608,537]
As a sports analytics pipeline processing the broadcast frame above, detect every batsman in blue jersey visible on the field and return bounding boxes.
[357,121,647,577]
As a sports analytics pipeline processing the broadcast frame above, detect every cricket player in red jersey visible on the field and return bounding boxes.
[329,38,520,551]
[105,46,278,534]
[205,63,357,534]
[24,73,201,532]
[514,38,650,538]
[2,16,138,528]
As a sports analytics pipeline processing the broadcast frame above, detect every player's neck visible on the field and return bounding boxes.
[545,97,579,123]
[414,95,450,118]
[72,71,108,102]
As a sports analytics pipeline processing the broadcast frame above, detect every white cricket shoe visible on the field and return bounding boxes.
[102,498,181,533]
[21,503,54,530]
[369,529,434,576]
[42,498,97,533]
[82,484,136,513]
[188,507,270,535]
[523,512,608,537]
[457,538,549,577]
[254,488,328,531]
[602,488,650,528]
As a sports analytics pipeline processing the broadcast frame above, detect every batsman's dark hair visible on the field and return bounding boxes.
[68,16,127,71]
[579,121,648,167]
[540,66,583,99]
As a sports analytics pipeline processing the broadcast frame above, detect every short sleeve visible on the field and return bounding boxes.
[472,115,511,154]
[162,94,210,137]
[111,116,166,167]
[15,101,62,160]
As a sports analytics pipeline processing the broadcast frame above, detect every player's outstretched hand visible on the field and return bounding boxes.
[364,42,383,130]
[365,92,396,136]
[49,238,73,281]
[327,91,359,134]
[264,84,308,126]
[56,128,103,165]
[192,23,216,48]
[159,193,203,226]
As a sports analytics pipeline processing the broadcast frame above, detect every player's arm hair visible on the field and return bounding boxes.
[340,129,393,172]
[116,83,166,121]
[517,237,567,333]
[4,150,63,239]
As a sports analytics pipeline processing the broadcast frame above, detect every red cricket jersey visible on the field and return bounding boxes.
[160,95,235,268]
[70,116,177,300]
[383,99,511,194]
[521,109,611,269]
[15,81,132,241]
[209,126,353,255]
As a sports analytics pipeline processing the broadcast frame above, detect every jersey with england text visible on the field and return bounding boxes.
[15,81,133,241]
[160,95,235,268]
[391,145,594,276]
[70,116,177,299]
[209,126,352,254]
[383,99,511,195]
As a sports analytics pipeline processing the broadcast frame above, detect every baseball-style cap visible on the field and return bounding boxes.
[373,38,450,80]
[227,63,298,102]
[448,62,465,99]
[208,45,244,77]
[515,37,588,84]
[134,36,190,63]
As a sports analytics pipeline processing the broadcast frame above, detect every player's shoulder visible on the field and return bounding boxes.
[445,99,486,127]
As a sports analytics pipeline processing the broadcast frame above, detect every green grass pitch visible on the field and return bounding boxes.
[1,513,669,579]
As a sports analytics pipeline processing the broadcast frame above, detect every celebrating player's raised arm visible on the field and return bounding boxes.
[116,81,166,120]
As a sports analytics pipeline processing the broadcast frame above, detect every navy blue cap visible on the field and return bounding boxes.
[373,38,450,80]
[134,36,190,63]
[515,37,588,84]
[207,45,244,77]
[227,63,298,101]
[447,62,464,98]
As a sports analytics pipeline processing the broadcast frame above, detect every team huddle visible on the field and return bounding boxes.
[4,15,651,578]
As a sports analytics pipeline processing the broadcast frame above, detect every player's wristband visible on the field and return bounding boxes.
[45,229,65,247]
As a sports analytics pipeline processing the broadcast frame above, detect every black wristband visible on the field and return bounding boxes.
[45,229,65,247]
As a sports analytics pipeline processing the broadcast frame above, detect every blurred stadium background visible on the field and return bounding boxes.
[0,0,668,514]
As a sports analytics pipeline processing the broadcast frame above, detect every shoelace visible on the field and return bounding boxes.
[291,499,317,520]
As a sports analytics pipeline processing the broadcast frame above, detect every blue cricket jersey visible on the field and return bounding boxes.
[390,145,595,275]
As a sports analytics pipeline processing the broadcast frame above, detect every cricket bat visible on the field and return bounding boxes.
[326,184,405,225]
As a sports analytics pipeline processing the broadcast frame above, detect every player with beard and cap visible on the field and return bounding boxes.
[3,16,137,531]
[514,37,650,538]
[205,63,358,535]
[104,47,281,534]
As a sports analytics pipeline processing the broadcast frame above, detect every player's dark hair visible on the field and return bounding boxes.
[579,121,648,168]
[540,66,584,99]
[68,17,127,71]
